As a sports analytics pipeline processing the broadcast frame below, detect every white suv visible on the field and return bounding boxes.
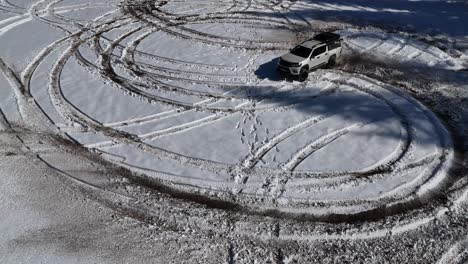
[277,32,343,81]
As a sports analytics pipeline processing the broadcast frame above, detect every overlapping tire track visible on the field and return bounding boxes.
[1,0,466,250]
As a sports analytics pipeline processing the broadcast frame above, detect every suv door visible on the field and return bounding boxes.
[327,40,342,56]
[309,45,328,68]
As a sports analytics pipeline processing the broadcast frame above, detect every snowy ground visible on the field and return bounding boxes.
[1,0,468,263]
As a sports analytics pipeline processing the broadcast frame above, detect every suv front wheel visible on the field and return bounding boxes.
[298,67,308,82]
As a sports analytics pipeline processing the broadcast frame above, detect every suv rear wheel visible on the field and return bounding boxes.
[327,55,336,68]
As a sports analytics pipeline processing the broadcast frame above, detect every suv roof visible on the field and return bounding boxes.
[298,39,322,49]
[311,32,341,43]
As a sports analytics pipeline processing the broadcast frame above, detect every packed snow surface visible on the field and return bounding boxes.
[1,0,468,262]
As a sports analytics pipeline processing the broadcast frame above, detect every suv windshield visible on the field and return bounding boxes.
[290,46,312,58]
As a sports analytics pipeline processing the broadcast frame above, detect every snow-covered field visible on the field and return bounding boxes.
[1,0,468,263]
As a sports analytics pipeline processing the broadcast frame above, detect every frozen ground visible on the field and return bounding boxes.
[1,0,468,263]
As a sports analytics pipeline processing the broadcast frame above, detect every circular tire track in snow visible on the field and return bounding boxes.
[42,20,455,220]
[1,0,467,245]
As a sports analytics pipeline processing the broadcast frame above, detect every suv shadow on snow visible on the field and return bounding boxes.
[255,57,327,82]
[254,58,284,81]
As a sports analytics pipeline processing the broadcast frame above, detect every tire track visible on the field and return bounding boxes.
[240,113,333,169]
[282,121,370,171]
[5,0,463,248]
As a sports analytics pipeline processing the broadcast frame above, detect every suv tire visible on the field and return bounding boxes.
[298,68,308,82]
[327,55,336,68]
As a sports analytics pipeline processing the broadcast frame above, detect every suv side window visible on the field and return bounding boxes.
[327,40,341,50]
[311,45,327,57]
